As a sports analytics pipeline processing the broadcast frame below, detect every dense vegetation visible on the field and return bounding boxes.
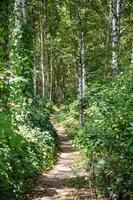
[0,0,59,199]
[0,100,59,200]
[55,70,133,199]
[0,0,133,199]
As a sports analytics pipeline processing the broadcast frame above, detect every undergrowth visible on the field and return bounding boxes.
[55,71,133,200]
[0,98,59,200]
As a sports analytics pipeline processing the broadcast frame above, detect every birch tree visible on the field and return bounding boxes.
[44,1,49,97]
[131,41,133,65]
[21,0,26,23]
[49,38,54,101]
[40,0,45,97]
[33,34,37,98]
[77,2,85,127]
[111,0,121,75]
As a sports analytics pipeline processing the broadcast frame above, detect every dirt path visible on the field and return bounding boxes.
[27,122,93,200]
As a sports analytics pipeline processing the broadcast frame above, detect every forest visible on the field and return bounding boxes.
[0,0,133,200]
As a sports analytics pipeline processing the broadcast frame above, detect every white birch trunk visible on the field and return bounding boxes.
[40,14,45,97]
[50,38,53,101]
[49,62,53,101]
[14,0,22,18]
[77,1,86,127]
[45,26,49,97]
[79,30,85,127]
[131,41,133,65]
[78,5,85,127]
[33,61,37,97]
[33,35,37,98]
[21,0,26,23]
[112,0,121,75]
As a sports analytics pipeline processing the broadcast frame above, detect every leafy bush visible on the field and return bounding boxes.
[63,117,79,136]
[53,102,79,136]
[74,71,133,199]
[0,101,59,200]
[60,71,133,199]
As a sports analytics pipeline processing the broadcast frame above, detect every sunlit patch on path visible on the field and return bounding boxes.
[27,120,94,200]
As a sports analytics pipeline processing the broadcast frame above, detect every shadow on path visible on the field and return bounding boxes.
[27,120,94,200]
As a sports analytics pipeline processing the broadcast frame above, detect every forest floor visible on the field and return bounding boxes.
[27,118,106,200]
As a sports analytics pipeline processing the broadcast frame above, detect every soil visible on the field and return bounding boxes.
[26,121,101,200]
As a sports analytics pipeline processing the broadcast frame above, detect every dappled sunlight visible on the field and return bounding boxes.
[1,0,132,199]
[27,122,93,200]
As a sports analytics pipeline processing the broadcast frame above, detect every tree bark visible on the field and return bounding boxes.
[78,5,85,127]
[111,0,121,75]
[45,48,49,97]
[40,0,45,97]
[131,41,133,65]
[49,38,53,101]
[78,31,85,127]
[33,34,37,98]
[21,0,26,23]
[45,7,49,97]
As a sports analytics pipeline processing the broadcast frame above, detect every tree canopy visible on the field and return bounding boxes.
[0,0,133,199]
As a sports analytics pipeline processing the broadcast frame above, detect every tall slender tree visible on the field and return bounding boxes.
[111,0,121,75]
[131,41,133,65]
[77,1,85,127]
[40,0,45,97]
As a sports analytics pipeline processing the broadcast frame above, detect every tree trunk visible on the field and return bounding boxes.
[49,38,53,101]
[111,0,121,75]
[40,1,45,97]
[21,0,26,23]
[33,35,37,98]
[78,31,85,127]
[131,41,133,65]
[45,12,49,97]
[45,0,49,98]
[78,7,85,127]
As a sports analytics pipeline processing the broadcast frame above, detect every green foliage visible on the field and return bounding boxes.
[63,117,79,136]
[0,1,60,199]
[1,0,132,199]
[74,71,133,199]
[53,102,79,136]
[0,102,59,200]
[58,70,133,199]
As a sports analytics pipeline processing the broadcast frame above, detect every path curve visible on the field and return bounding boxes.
[27,121,93,200]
